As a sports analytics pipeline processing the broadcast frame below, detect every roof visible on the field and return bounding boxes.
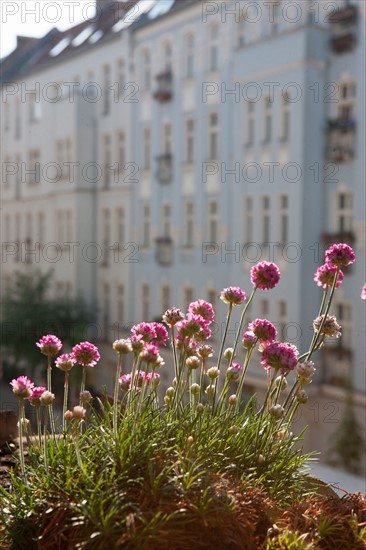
[0,0,202,83]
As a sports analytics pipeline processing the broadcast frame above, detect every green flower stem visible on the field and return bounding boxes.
[74,426,87,477]
[306,268,340,362]
[307,289,328,354]
[234,343,258,414]
[62,372,70,432]
[199,357,206,404]
[113,353,123,437]
[36,405,42,449]
[255,368,278,450]
[18,400,25,478]
[227,288,257,372]
[43,408,48,473]
[127,355,141,411]
[216,378,230,415]
[47,356,55,435]
[79,365,87,404]
[173,350,187,411]
[216,303,233,373]
[170,326,178,381]
[273,374,284,406]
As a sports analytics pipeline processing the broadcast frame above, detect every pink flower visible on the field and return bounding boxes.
[325,243,356,267]
[151,323,168,346]
[10,376,34,399]
[188,300,215,324]
[176,335,198,355]
[140,343,160,364]
[314,264,344,289]
[248,319,277,343]
[119,371,146,391]
[250,261,280,290]
[27,386,47,406]
[146,372,160,388]
[195,324,212,342]
[313,315,341,338]
[242,331,257,350]
[176,314,207,338]
[55,353,76,372]
[197,344,214,358]
[72,342,100,367]
[220,287,246,306]
[162,308,185,326]
[261,342,299,374]
[130,335,144,354]
[361,284,366,300]
[36,334,62,357]
[131,322,156,342]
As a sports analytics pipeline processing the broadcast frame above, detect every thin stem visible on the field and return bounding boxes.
[63,372,69,431]
[170,326,178,381]
[79,365,87,404]
[255,368,278,450]
[113,353,123,437]
[47,356,55,435]
[227,288,257,371]
[36,405,42,449]
[18,400,25,479]
[235,342,258,413]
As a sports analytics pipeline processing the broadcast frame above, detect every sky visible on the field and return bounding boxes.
[1,1,97,59]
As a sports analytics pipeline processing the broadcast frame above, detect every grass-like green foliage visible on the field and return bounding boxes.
[1,394,313,549]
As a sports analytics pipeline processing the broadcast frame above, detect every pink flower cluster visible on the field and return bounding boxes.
[36,334,62,357]
[55,353,76,372]
[314,263,344,289]
[247,319,277,343]
[119,371,161,391]
[188,299,215,324]
[250,262,280,291]
[131,322,168,347]
[27,386,47,406]
[10,376,34,399]
[72,342,100,367]
[325,243,356,267]
[220,287,246,306]
[261,342,299,374]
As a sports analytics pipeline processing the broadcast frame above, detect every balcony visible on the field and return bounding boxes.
[328,4,358,25]
[156,154,173,184]
[331,32,356,54]
[322,231,355,246]
[327,118,356,132]
[155,236,173,266]
[326,118,356,162]
[153,71,173,102]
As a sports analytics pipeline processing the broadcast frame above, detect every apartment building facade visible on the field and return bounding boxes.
[1,0,365,470]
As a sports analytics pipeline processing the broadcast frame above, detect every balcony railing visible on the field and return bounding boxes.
[155,236,173,266]
[327,118,356,132]
[328,4,358,24]
[322,231,355,245]
[326,118,356,162]
[156,154,173,184]
[331,32,356,54]
[153,71,173,102]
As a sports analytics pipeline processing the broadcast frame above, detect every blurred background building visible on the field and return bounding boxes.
[1,0,365,478]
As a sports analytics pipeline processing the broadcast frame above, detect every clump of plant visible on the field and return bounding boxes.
[0,243,357,548]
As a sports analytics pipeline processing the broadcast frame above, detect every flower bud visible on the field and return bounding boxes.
[196,403,204,413]
[73,406,86,420]
[258,454,265,465]
[40,391,55,406]
[224,348,234,361]
[275,376,288,391]
[186,356,200,370]
[269,404,285,420]
[113,339,132,354]
[64,410,74,422]
[228,425,238,434]
[228,394,237,406]
[164,396,171,406]
[166,386,175,398]
[205,384,215,398]
[190,383,200,395]
[172,377,177,388]
[187,436,194,445]
[206,366,220,379]
[296,389,308,404]
[80,390,93,405]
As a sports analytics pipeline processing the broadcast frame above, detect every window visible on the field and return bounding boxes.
[207,289,217,313]
[162,203,171,237]
[238,13,246,47]
[278,195,288,243]
[15,99,20,140]
[277,300,287,341]
[117,58,125,95]
[15,214,20,262]
[103,135,111,188]
[102,64,111,115]
[117,284,125,326]
[259,298,269,317]
[15,154,21,198]
[117,131,126,172]
[102,283,110,340]
[163,41,172,72]
[116,207,125,245]
[262,96,272,143]
[271,3,281,34]
[142,50,151,90]
[338,81,356,119]
[244,197,253,242]
[142,205,150,247]
[102,209,111,264]
[185,119,195,163]
[4,214,10,242]
[245,101,255,146]
[27,150,40,184]
[163,123,172,154]
[334,302,352,349]
[141,284,150,321]
[29,93,42,123]
[185,33,195,78]
[184,287,194,309]
[280,92,290,141]
[4,102,10,132]
[143,128,151,169]
[161,285,171,314]
[184,201,194,247]
[262,196,270,242]
[335,192,353,233]
[208,24,219,71]
[37,212,44,246]
[208,200,219,242]
[56,210,72,244]
[208,113,219,159]
[56,138,72,179]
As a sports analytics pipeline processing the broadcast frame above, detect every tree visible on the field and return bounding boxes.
[1,270,92,377]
